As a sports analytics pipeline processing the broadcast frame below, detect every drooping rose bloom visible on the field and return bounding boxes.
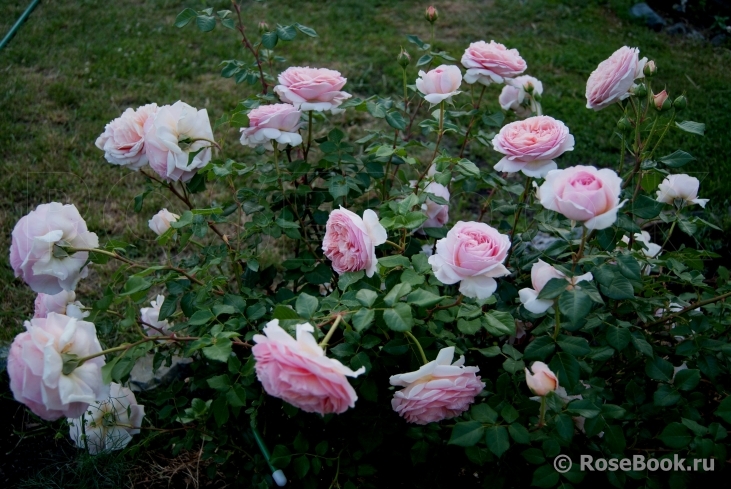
[421,181,450,229]
[144,101,214,182]
[461,41,527,86]
[585,46,647,110]
[428,221,511,300]
[537,165,625,230]
[140,295,171,335]
[322,207,387,278]
[499,75,543,118]
[34,291,88,320]
[274,67,352,112]
[95,104,158,170]
[415,65,463,104]
[7,313,108,421]
[525,361,558,396]
[656,174,708,208]
[240,103,303,149]
[252,320,365,415]
[148,208,180,236]
[390,346,484,425]
[518,260,593,314]
[68,382,145,455]
[10,203,99,294]
[492,116,574,178]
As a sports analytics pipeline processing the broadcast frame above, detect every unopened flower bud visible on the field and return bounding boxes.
[397,48,411,68]
[425,6,438,23]
[643,60,657,77]
[258,21,269,34]
[617,116,632,132]
[673,95,687,111]
[631,83,647,98]
[653,89,669,111]
[525,362,558,397]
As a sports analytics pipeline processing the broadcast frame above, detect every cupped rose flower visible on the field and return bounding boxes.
[10,203,99,294]
[461,41,527,86]
[421,181,450,229]
[499,75,543,118]
[148,208,180,236]
[68,382,145,455]
[492,116,575,178]
[252,319,365,415]
[144,101,214,182]
[656,174,708,208]
[274,67,352,112]
[34,291,88,320]
[525,361,558,396]
[322,207,387,278]
[518,260,593,314]
[140,295,171,335]
[538,165,625,230]
[7,313,108,421]
[239,103,303,149]
[95,104,158,170]
[428,221,511,300]
[415,65,463,104]
[585,46,647,110]
[390,346,484,425]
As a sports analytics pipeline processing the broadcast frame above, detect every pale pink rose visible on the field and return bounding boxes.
[518,260,592,314]
[34,291,88,320]
[7,313,108,421]
[240,103,303,149]
[144,101,214,182]
[274,67,352,112]
[390,346,484,425]
[148,208,180,236]
[428,221,511,300]
[656,174,708,208]
[322,207,387,278]
[95,104,158,169]
[422,181,450,229]
[461,41,527,86]
[525,361,558,396]
[415,65,463,104]
[538,165,625,230]
[252,320,365,415]
[10,203,99,294]
[68,382,145,455]
[653,89,669,110]
[499,75,543,118]
[585,46,647,110]
[492,116,574,178]
[140,295,171,335]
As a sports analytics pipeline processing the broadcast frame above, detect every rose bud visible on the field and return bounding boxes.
[525,362,558,396]
[397,47,411,68]
[631,83,647,98]
[653,90,670,111]
[643,60,657,77]
[616,115,632,132]
[258,21,269,34]
[425,6,438,23]
[673,95,687,111]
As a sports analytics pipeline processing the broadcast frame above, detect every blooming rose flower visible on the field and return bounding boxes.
[390,346,484,425]
[525,361,558,396]
[34,291,88,320]
[518,260,593,314]
[538,165,625,230]
[492,116,575,178]
[421,181,450,229]
[7,313,108,421]
[68,382,145,455]
[499,75,543,118]
[10,203,99,294]
[140,295,171,335]
[148,208,180,236]
[656,174,708,208]
[585,46,647,110]
[428,221,511,300]
[415,65,463,104]
[461,41,527,86]
[274,67,352,112]
[322,207,387,278]
[239,103,303,149]
[144,101,214,182]
[95,104,158,170]
[252,319,365,415]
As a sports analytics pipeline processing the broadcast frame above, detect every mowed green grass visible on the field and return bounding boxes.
[1,0,730,339]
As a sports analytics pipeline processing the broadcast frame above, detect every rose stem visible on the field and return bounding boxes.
[505,175,533,267]
[571,225,588,274]
[404,330,428,365]
[538,396,547,428]
[319,314,343,348]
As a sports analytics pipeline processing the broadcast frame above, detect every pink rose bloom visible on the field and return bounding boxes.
[10,203,99,294]
[323,207,387,278]
[252,320,365,415]
[538,165,625,230]
[499,75,543,118]
[585,46,647,110]
[492,116,574,178]
[518,260,593,314]
[240,103,303,149]
[34,291,88,320]
[390,346,484,425]
[7,313,108,421]
[525,361,558,396]
[461,40,527,86]
[428,221,511,300]
[144,101,214,182]
[95,104,158,170]
[148,208,180,236]
[274,67,352,113]
[68,382,145,455]
[422,181,450,229]
[656,174,708,208]
[415,65,463,104]
[140,295,171,335]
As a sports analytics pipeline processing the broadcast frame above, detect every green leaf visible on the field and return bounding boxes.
[356,289,378,307]
[629,194,665,219]
[558,288,592,327]
[383,303,413,332]
[616,254,641,281]
[605,325,631,351]
[352,309,375,332]
[658,422,691,449]
[631,334,654,357]
[295,293,319,319]
[471,403,498,424]
[715,396,731,423]
[674,369,700,391]
[448,421,485,447]
[211,397,228,426]
[261,31,278,49]
[536,278,568,300]
[306,264,332,285]
[226,385,246,407]
[555,414,574,442]
[660,150,695,168]
[455,159,481,178]
[189,309,214,326]
[273,305,301,320]
[681,418,708,436]
[557,336,591,356]
[567,399,601,418]
[524,336,555,361]
[645,356,674,382]
[174,8,198,28]
[509,423,531,444]
[477,346,502,358]
[337,271,364,291]
[604,424,626,453]
[485,426,510,457]
[378,255,410,268]
[531,465,559,488]
[293,455,310,479]
[196,15,216,32]
[416,54,433,66]
[549,352,580,389]
[458,318,482,335]
[501,404,520,424]
[385,110,407,130]
[202,339,232,362]
[675,120,705,136]
[599,274,634,300]
[384,283,412,306]
[276,24,297,41]
[294,23,318,37]
[522,448,545,465]
[483,310,516,336]
[270,445,291,468]
[406,289,443,308]
[158,295,178,322]
[121,276,151,296]
[654,384,681,407]
[207,375,230,390]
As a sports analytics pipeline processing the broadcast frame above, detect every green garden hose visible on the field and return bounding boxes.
[0,0,41,51]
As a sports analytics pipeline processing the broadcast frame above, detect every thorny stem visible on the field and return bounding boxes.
[304,110,314,161]
[505,176,532,267]
[319,314,343,348]
[404,330,428,365]
[571,225,588,273]
[232,1,268,94]
[385,240,404,252]
[538,396,547,429]
[646,291,731,328]
[647,111,676,162]
[553,305,561,340]
[659,208,682,254]
[458,85,486,157]
[413,101,445,193]
[382,129,400,200]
